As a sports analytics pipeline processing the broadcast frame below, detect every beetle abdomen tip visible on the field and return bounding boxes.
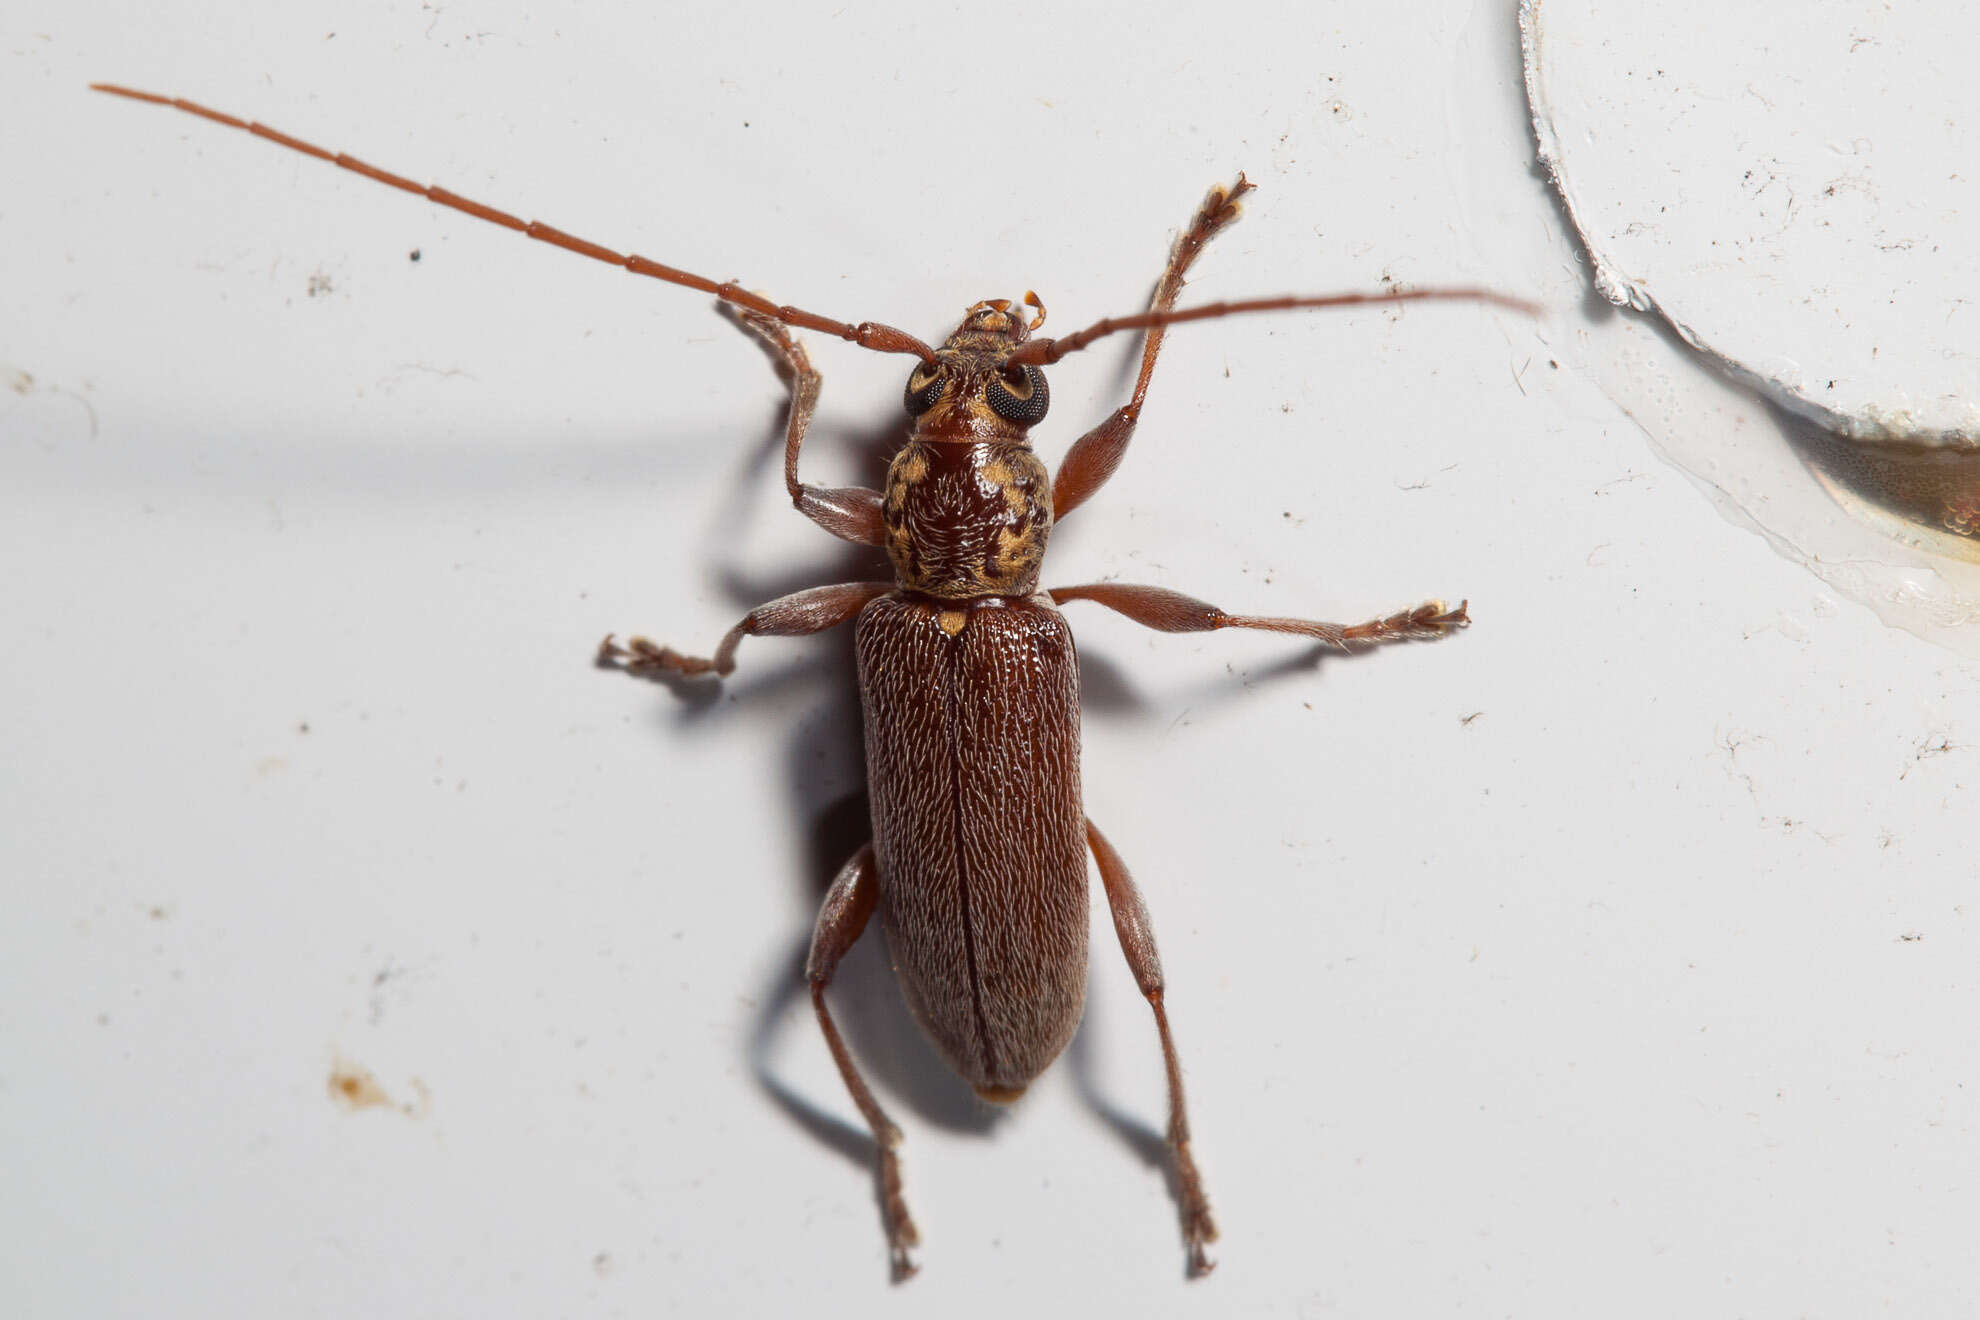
[973,1083,1028,1105]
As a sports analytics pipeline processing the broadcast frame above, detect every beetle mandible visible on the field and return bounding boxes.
[93,82,1533,1279]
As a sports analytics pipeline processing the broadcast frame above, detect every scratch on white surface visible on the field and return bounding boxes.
[4,365,101,442]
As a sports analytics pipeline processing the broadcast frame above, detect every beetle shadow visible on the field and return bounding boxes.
[616,306,999,1173]
[698,300,904,599]
[1066,957,1215,1280]
[742,781,1002,1143]
[1167,637,1406,711]
[1067,645,1157,718]
[716,314,1000,1128]
[1067,987,1170,1168]
[1073,629,1417,726]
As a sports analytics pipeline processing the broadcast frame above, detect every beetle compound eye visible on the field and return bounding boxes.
[986,364,1050,425]
[904,365,947,416]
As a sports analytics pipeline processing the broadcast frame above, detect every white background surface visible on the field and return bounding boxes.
[4,2,1977,1316]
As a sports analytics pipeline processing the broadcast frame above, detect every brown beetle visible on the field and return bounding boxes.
[92,83,1531,1279]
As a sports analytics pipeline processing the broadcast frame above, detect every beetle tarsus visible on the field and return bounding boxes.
[595,633,724,677]
[880,1142,921,1281]
[1418,597,1471,634]
[1337,597,1470,647]
[1173,1135,1219,1277]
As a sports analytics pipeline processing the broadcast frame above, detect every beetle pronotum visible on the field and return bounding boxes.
[93,82,1533,1279]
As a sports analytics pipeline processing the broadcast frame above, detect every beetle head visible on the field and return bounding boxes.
[901,295,1052,439]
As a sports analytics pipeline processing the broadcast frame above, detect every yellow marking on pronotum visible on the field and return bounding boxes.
[993,525,1037,578]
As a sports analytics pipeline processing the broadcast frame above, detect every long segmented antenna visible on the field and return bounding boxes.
[89,82,939,363]
[1007,287,1543,367]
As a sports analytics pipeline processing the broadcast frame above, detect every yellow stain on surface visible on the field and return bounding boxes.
[328,1056,432,1118]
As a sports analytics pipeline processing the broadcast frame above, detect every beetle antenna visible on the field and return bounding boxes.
[1005,287,1542,367]
[88,83,939,363]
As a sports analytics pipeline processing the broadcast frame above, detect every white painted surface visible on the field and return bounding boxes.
[4,2,1978,1316]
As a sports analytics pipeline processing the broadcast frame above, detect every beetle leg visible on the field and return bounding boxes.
[1049,582,1469,649]
[598,581,894,679]
[1052,175,1254,522]
[1085,818,1219,1277]
[807,843,921,1279]
[730,307,889,546]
